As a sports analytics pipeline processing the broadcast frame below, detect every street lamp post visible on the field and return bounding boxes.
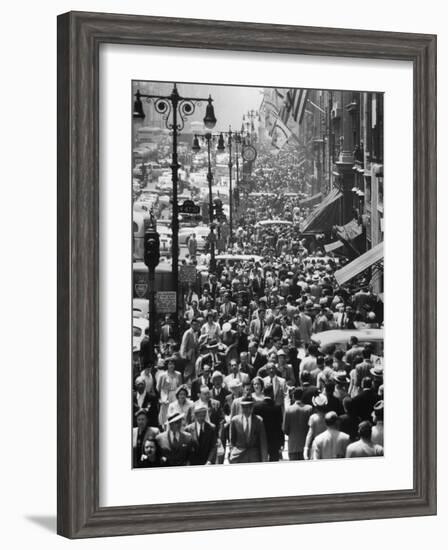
[192,131,225,271]
[134,84,216,334]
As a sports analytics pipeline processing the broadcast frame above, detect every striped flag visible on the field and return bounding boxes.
[271,117,292,155]
[280,88,308,127]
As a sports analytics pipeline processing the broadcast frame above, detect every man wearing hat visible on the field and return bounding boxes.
[311,411,350,460]
[155,412,195,467]
[303,393,328,459]
[185,402,218,465]
[229,396,268,463]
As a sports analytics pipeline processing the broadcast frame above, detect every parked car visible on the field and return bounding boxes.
[178,225,210,250]
[310,328,384,357]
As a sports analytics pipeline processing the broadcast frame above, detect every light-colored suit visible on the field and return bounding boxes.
[180,328,200,379]
[229,414,268,463]
[224,371,250,389]
[263,375,287,408]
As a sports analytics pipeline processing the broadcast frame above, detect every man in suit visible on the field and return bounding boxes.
[196,385,225,436]
[180,318,201,381]
[185,402,217,465]
[210,370,231,411]
[133,376,159,427]
[351,376,379,421]
[253,385,284,461]
[159,314,174,346]
[249,308,266,341]
[283,387,312,460]
[190,364,213,402]
[156,412,196,467]
[219,291,237,322]
[229,396,268,463]
[247,340,267,373]
[224,359,250,389]
[296,306,313,345]
[262,362,287,410]
[260,313,282,347]
[276,349,296,387]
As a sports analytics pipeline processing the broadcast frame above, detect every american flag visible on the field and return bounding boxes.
[280,88,308,126]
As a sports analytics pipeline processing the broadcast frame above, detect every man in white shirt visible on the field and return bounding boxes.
[311,411,350,460]
[346,420,383,458]
[224,360,250,389]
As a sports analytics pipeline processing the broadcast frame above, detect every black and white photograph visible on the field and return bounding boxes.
[131,80,384,468]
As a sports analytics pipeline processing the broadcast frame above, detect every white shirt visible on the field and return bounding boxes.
[311,428,349,460]
[136,390,146,409]
[195,421,203,438]
[242,415,251,435]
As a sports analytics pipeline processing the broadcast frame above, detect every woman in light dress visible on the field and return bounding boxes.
[167,385,193,428]
[157,357,182,428]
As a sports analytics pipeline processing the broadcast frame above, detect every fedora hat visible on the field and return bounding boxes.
[241,395,255,405]
[167,412,184,424]
[333,372,350,384]
[312,394,328,408]
[370,364,384,378]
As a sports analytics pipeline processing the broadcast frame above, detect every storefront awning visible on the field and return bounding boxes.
[334,242,384,286]
[300,188,342,233]
[299,192,323,207]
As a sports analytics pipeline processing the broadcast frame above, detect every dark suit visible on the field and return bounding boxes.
[211,386,231,411]
[229,414,268,463]
[301,384,319,406]
[132,391,159,427]
[185,421,217,465]
[248,351,267,372]
[253,399,284,461]
[351,389,379,421]
[155,430,196,467]
[190,376,213,402]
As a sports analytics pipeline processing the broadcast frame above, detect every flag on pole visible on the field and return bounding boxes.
[271,117,292,154]
[280,89,308,127]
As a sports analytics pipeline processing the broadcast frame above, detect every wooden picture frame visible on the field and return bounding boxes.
[57,11,437,538]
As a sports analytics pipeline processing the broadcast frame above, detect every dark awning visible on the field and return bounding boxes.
[300,188,342,233]
[334,242,384,286]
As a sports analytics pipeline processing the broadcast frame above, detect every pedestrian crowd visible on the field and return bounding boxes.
[132,150,384,469]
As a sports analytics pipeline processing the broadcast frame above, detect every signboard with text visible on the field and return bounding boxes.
[179,265,197,284]
[155,291,177,313]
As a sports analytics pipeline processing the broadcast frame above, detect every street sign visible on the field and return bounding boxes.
[178,199,200,215]
[155,291,177,313]
[179,265,197,284]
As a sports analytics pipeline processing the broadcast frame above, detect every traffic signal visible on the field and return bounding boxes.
[144,220,160,269]
[213,198,223,217]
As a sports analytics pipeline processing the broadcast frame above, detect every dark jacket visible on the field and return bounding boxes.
[155,430,196,467]
[185,421,217,465]
[253,399,284,455]
[132,391,159,427]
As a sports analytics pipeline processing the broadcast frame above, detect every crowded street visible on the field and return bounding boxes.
[132,82,384,468]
